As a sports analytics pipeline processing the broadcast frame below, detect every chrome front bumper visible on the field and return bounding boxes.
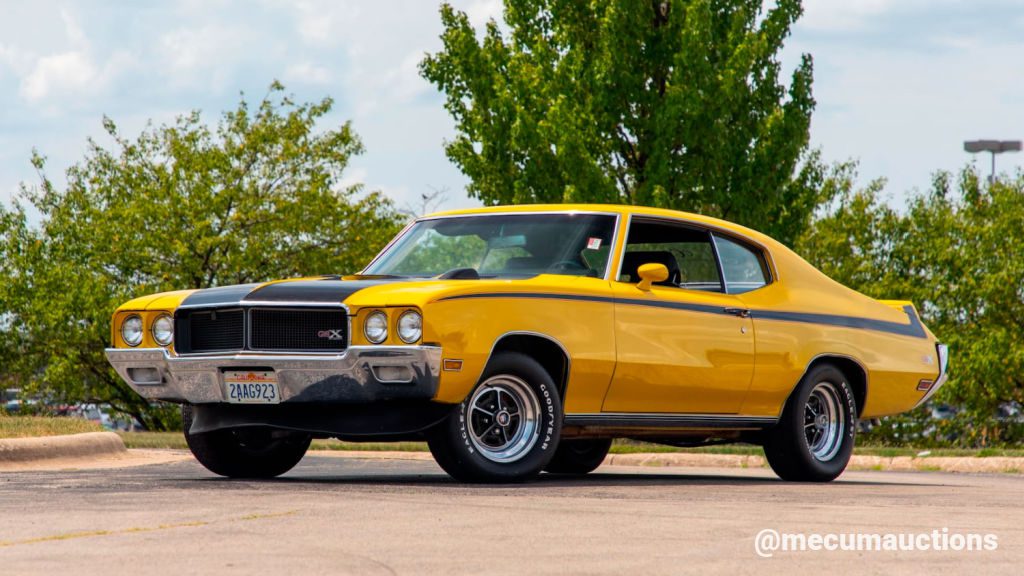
[105,346,442,404]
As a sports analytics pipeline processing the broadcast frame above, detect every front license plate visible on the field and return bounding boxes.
[223,370,280,404]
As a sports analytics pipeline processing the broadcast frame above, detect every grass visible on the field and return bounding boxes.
[0,415,103,439]
[116,432,1024,458]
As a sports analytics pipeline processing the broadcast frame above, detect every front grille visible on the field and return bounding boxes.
[250,308,347,352]
[176,309,245,353]
[174,306,346,354]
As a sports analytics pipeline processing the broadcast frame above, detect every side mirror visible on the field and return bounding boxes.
[636,263,669,291]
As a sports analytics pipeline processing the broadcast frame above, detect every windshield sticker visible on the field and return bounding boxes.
[586,237,602,250]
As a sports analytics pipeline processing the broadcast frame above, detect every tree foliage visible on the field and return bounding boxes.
[0,84,403,429]
[422,0,821,244]
[797,168,1024,446]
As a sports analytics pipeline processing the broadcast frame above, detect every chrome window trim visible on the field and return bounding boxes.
[709,231,729,294]
[360,210,624,281]
[613,213,779,288]
[711,232,772,295]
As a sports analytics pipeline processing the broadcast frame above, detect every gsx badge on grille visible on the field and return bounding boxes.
[317,329,345,341]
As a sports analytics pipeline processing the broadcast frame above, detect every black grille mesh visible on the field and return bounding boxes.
[174,307,347,354]
[250,308,347,352]
[178,309,244,353]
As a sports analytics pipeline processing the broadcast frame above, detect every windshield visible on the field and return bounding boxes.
[364,213,618,279]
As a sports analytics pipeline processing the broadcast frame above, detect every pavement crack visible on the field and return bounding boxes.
[0,509,301,549]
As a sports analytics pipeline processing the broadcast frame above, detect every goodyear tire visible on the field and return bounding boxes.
[427,352,562,483]
[544,439,612,475]
[181,404,311,478]
[762,364,857,482]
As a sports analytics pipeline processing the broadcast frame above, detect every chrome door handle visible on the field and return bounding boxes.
[723,307,751,318]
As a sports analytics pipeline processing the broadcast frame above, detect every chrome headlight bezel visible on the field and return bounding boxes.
[152,314,174,347]
[121,314,144,347]
[397,310,423,344]
[364,311,388,344]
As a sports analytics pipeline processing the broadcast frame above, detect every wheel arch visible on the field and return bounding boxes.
[800,354,869,418]
[484,332,571,400]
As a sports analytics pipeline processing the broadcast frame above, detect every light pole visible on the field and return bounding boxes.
[963,140,1022,184]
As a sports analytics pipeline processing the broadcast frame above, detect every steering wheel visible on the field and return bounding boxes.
[548,260,587,272]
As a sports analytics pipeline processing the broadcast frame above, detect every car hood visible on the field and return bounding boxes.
[116,274,606,313]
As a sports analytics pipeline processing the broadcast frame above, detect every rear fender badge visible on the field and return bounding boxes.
[317,329,345,341]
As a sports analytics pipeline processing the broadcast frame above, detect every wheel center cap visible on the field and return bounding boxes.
[815,414,829,428]
[496,411,511,426]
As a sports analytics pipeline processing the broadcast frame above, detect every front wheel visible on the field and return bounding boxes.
[182,405,311,478]
[427,352,562,482]
[762,364,857,482]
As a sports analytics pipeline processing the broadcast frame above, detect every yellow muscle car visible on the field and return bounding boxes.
[106,205,947,482]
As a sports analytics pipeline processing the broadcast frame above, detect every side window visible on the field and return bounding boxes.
[713,234,769,294]
[618,220,723,292]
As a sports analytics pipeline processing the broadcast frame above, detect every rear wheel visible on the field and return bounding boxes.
[427,352,562,482]
[762,364,856,482]
[544,439,612,475]
[181,405,311,478]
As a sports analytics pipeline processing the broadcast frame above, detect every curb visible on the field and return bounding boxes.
[0,432,127,464]
[308,450,1024,475]
[604,452,1024,474]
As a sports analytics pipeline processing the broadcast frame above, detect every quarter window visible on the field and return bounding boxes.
[712,234,769,294]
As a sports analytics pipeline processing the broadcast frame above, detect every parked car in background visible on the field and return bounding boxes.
[105,205,948,483]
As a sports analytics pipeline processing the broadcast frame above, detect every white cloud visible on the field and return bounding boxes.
[379,50,431,105]
[284,61,332,85]
[158,24,249,91]
[6,9,138,107]
[337,166,368,191]
[800,0,898,31]
[291,0,361,47]
[20,51,96,102]
[465,0,503,28]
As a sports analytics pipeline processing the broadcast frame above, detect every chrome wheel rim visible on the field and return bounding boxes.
[467,375,541,463]
[804,381,846,462]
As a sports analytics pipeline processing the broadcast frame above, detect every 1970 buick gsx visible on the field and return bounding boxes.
[106,205,947,482]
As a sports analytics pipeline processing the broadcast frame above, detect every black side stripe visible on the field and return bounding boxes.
[563,413,777,429]
[435,292,927,339]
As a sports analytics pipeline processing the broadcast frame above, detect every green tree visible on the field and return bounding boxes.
[797,167,1024,446]
[422,0,821,244]
[0,83,403,429]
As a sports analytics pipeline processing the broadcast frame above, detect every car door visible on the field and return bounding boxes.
[602,217,757,414]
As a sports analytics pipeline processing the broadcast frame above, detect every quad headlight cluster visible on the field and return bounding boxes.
[363,309,422,345]
[120,314,174,347]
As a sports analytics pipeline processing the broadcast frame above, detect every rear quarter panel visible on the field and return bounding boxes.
[738,244,940,419]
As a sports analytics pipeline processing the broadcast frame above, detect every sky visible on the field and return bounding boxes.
[1,0,1023,215]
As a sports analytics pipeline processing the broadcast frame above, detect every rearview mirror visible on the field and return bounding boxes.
[487,235,527,249]
[636,263,669,291]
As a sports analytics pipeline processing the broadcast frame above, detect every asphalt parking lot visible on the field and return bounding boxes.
[1,454,1020,575]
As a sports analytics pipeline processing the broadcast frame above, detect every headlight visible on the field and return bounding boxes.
[364,311,388,344]
[397,310,422,343]
[152,314,174,346]
[121,315,144,347]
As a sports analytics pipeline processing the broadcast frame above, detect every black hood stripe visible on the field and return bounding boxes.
[243,279,395,304]
[179,283,262,308]
[178,277,404,309]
